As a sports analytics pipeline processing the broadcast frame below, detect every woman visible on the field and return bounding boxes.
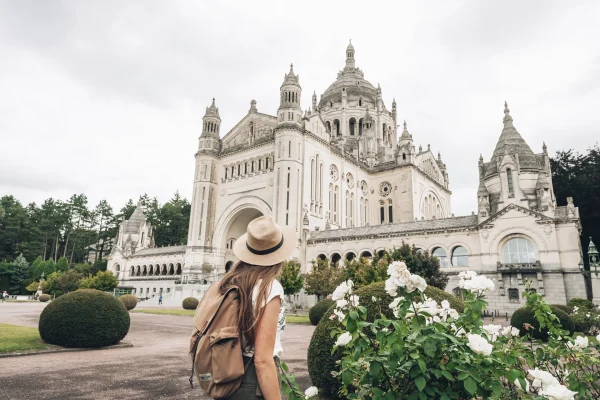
[221,215,296,399]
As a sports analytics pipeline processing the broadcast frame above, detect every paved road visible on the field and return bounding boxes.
[0,303,315,400]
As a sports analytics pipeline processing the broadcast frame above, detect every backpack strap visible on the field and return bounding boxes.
[189,286,239,388]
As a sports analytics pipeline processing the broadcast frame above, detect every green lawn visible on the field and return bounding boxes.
[0,323,47,353]
[132,309,195,317]
[132,309,311,324]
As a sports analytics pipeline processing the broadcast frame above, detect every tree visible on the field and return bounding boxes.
[56,270,83,294]
[280,260,304,296]
[78,270,118,292]
[341,256,387,289]
[551,145,600,299]
[26,280,40,293]
[56,256,69,272]
[30,256,43,277]
[304,257,345,301]
[9,254,29,294]
[73,263,92,276]
[377,242,449,290]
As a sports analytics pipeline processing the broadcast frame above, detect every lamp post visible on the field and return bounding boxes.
[589,237,600,305]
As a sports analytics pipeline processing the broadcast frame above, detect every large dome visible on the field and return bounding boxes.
[318,42,378,108]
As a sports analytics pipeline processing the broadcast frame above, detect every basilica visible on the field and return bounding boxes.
[107,42,587,312]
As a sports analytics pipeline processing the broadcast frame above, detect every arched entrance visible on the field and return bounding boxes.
[225,261,234,273]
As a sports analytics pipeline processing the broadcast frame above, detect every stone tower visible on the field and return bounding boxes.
[274,64,304,237]
[187,99,221,258]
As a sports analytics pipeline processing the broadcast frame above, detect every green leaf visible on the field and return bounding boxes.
[370,361,382,378]
[464,377,477,395]
[415,375,426,391]
[442,370,454,381]
[418,358,427,373]
[457,372,469,380]
[342,370,353,385]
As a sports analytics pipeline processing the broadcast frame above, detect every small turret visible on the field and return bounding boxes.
[198,98,221,154]
[249,99,257,113]
[345,40,355,70]
[278,64,302,127]
[312,91,317,112]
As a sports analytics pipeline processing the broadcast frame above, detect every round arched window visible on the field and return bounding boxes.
[503,238,535,263]
[451,246,468,267]
[432,247,448,267]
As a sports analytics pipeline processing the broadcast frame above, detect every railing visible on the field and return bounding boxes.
[496,260,542,272]
[126,276,180,281]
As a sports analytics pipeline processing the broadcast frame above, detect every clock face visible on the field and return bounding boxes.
[330,164,339,182]
[346,173,354,188]
[360,180,368,196]
[379,181,392,197]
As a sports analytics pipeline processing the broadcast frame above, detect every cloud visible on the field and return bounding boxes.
[1,0,599,216]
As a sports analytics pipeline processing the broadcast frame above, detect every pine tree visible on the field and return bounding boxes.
[56,256,69,272]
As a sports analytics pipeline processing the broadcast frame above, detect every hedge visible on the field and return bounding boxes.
[309,299,335,326]
[550,304,573,315]
[39,294,51,302]
[119,294,138,311]
[307,281,464,399]
[182,297,199,310]
[38,289,130,348]
[567,298,594,311]
[510,306,574,342]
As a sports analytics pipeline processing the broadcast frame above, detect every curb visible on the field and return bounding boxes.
[0,342,134,358]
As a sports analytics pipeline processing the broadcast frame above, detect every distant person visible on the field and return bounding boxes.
[1,291,7,302]
[158,294,163,305]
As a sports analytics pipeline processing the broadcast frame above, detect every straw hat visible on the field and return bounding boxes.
[233,215,297,266]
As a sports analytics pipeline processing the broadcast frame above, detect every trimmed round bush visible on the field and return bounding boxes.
[550,304,573,314]
[307,281,464,399]
[119,294,138,311]
[182,297,199,310]
[511,306,574,342]
[39,289,130,348]
[309,299,334,326]
[39,294,51,302]
[567,298,594,311]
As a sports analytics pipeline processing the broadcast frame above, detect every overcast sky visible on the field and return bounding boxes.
[1,0,599,217]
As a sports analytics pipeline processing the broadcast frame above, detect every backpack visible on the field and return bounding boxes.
[188,283,251,399]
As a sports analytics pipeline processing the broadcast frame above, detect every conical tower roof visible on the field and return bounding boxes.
[485,102,542,177]
[204,98,220,120]
[123,200,146,233]
[281,64,300,87]
[399,120,411,141]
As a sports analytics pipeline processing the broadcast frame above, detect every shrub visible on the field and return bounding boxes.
[511,306,574,342]
[182,297,199,310]
[550,304,573,314]
[119,294,138,311]
[567,298,594,311]
[308,299,334,326]
[307,281,464,399]
[38,289,130,348]
[39,294,51,302]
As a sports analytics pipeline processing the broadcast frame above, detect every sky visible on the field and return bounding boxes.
[1,0,599,216]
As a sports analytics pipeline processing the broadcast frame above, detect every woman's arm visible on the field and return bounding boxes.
[253,296,282,400]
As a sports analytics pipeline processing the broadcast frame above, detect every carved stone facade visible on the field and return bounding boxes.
[106,42,586,310]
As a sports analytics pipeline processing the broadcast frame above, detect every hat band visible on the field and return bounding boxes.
[246,235,284,256]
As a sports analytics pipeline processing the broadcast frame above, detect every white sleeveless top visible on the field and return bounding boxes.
[242,279,285,358]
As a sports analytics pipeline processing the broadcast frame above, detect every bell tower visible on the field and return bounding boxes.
[278,64,302,127]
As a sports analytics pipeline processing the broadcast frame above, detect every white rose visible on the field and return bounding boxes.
[586,313,591,318]
[483,324,502,342]
[336,299,348,309]
[467,333,493,356]
[459,271,477,279]
[540,383,577,400]
[567,335,588,350]
[462,275,495,293]
[384,278,398,297]
[331,280,354,300]
[596,333,600,342]
[405,274,427,293]
[382,327,389,332]
[332,309,345,322]
[441,300,450,309]
[388,297,403,310]
[349,295,360,307]
[371,296,377,302]
[304,386,319,398]
[528,368,559,389]
[335,331,352,347]
[448,308,459,319]
[510,326,520,337]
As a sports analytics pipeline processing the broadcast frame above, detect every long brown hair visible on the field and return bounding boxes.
[219,261,283,346]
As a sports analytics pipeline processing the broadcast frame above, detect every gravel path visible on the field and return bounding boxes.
[0,302,315,400]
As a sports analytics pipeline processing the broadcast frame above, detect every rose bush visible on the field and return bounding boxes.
[323,263,600,399]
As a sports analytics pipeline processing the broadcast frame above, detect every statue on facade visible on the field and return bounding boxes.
[567,197,575,217]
